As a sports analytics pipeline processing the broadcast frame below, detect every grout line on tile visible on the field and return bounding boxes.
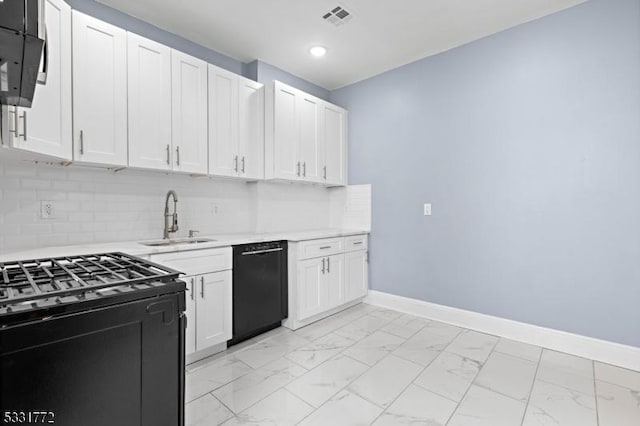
[207,391,236,419]
[293,349,385,425]
[519,347,543,426]
[366,353,429,425]
[443,327,496,426]
[593,361,601,426]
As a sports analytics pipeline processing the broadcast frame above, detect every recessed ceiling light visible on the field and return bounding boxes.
[309,46,327,58]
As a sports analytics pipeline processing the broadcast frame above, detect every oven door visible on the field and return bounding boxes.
[0,292,185,426]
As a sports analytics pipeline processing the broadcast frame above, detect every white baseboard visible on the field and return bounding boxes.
[365,290,640,372]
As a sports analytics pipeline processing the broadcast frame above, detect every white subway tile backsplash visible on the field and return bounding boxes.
[0,159,367,255]
[21,179,52,190]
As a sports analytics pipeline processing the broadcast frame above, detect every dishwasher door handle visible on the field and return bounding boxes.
[241,248,284,256]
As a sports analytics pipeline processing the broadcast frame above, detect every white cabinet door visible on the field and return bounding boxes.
[208,65,239,177]
[127,33,172,170]
[195,271,232,350]
[297,257,327,321]
[345,250,368,302]
[272,82,300,180]
[72,11,127,166]
[172,50,208,174]
[298,94,322,182]
[238,77,264,179]
[10,0,72,160]
[326,254,345,309]
[323,104,347,185]
[185,276,197,356]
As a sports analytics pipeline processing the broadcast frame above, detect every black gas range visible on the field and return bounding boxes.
[0,252,186,426]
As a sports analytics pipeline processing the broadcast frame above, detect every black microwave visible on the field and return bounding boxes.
[0,0,46,108]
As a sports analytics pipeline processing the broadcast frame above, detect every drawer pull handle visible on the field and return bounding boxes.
[319,246,332,250]
[353,241,363,245]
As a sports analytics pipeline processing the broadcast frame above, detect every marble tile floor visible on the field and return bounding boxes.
[185,303,640,426]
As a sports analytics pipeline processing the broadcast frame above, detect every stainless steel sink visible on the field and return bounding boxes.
[140,238,216,247]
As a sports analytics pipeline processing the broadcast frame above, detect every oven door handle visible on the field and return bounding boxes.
[241,248,284,256]
[146,300,176,325]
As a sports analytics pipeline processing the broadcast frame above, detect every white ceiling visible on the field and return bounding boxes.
[97,0,587,90]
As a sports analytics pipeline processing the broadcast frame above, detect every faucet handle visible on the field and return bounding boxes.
[188,230,200,238]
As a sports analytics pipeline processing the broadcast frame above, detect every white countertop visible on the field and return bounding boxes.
[0,229,369,262]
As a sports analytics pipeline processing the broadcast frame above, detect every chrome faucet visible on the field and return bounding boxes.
[163,190,179,239]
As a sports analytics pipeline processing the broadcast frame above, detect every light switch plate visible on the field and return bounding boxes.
[423,203,432,216]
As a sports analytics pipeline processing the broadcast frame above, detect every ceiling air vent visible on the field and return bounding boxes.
[323,5,353,27]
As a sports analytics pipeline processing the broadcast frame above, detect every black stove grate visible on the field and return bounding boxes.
[0,252,181,306]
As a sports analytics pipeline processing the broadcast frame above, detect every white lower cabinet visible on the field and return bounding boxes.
[326,254,346,309]
[285,234,368,330]
[149,247,232,362]
[297,257,326,321]
[185,276,198,355]
[195,271,232,351]
[345,250,368,301]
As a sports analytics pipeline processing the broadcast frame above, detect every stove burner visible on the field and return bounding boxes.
[0,253,181,308]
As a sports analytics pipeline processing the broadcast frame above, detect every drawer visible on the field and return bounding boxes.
[150,247,232,276]
[298,237,344,260]
[345,234,368,252]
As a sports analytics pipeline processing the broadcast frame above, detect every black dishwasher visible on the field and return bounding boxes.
[230,241,288,345]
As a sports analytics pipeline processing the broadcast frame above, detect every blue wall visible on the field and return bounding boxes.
[331,0,640,347]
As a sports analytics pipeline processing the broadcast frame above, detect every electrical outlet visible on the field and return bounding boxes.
[40,201,55,219]
[423,203,432,216]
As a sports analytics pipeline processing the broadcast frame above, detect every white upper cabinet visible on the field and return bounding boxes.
[298,94,322,182]
[171,50,208,174]
[268,82,300,181]
[127,33,172,170]
[8,0,72,161]
[208,65,239,177]
[266,81,347,186]
[209,66,264,179]
[322,104,348,185]
[238,77,265,180]
[72,11,128,167]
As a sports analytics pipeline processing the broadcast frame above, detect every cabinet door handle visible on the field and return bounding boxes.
[200,276,205,298]
[296,161,301,176]
[8,108,17,136]
[327,257,330,273]
[234,155,239,172]
[241,156,245,173]
[166,144,170,165]
[190,278,195,301]
[323,165,327,180]
[176,146,180,166]
[303,162,306,177]
[19,111,27,140]
[321,258,325,274]
[80,130,85,155]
